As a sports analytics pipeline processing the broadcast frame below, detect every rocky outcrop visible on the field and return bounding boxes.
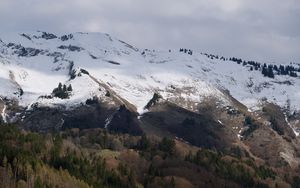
[58,45,83,52]
[107,105,143,135]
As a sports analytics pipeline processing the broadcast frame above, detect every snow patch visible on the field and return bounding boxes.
[1,104,7,123]
[218,120,224,125]
[104,108,119,129]
[284,113,299,137]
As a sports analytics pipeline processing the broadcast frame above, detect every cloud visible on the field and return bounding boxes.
[0,0,299,62]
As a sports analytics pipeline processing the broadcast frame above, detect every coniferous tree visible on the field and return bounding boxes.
[262,67,268,77]
[137,135,150,150]
[290,71,297,77]
[52,83,72,99]
[159,137,175,156]
[58,82,62,91]
[63,84,67,92]
[67,84,73,91]
[268,67,274,78]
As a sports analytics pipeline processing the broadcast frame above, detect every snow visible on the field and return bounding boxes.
[237,129,244,140]
[218,120,224,125]
[1,105,7,123]
[237,134,243,140]
[284,113,299,137]
[104,108,119,129]
[0,98,7,124]
[0,96,7,123]
[0,31,299,115]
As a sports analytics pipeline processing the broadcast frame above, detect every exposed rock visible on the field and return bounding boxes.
[108,105,143,136]
[60,34,74,41]
[107,60,120,65]
[6,43,42,57]
[58,45,83,52]
[17,47,42,57]
[141,101,234,150]
[20,33,31,40]
[41,32,57,40]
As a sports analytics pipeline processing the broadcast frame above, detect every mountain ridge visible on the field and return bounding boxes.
[0,31,299,133]
[1,32,300,111]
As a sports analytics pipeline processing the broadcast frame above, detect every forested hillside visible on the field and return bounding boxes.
[0,124,299,188]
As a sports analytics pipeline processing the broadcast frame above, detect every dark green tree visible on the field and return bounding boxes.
[58,82,62,90]
[67,84,73,91]
[63,84,67,92]
[159,137,175,156]
[137,135,150,151]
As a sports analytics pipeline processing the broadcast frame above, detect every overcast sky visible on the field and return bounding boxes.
[0,0,299,63]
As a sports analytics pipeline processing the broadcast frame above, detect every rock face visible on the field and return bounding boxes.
[6,43,42,57]
[107,105,143,135]
[19,100,118,133]
[40,32,57,40]
[17,99,143,136]
[57,45,83,52]
[141,101,233,150]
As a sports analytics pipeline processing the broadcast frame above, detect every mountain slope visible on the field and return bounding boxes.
[1,31,300,188]
[0,31,299,115]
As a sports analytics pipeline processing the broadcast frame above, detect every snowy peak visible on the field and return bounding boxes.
[0,31,299,117]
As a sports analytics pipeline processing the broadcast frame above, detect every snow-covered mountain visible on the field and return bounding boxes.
[2,31,300,178]
[0,31,299,116]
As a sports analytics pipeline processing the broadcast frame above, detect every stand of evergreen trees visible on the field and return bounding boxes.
[179,48,193,55]
[228,57,299,79]
[178,49,299,79]
[202,51,299,79]
[52,82,73,99]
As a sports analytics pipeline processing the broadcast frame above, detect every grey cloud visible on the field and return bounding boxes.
[0,0,299,63]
